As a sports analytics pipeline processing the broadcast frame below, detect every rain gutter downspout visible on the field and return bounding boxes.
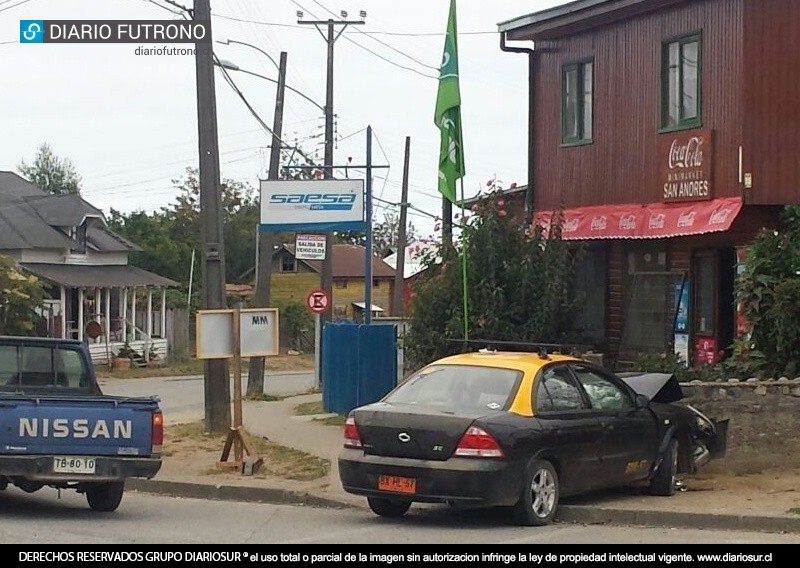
[500,32,536,225]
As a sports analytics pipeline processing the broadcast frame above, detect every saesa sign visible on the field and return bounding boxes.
[260,179,365,232]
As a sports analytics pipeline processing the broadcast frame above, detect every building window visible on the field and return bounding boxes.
[373,279,380,288]
[334,280,348,289]
[281,255,295,273]
[69,223,87,254]
[561,60,593,145]
[662,33,701,130]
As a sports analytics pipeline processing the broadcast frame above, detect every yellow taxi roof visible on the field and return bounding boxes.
[431,350,581,374]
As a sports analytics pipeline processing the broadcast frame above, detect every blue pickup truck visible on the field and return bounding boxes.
[0,336,162,512]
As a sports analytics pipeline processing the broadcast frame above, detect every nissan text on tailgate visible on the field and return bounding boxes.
[0,336,162,511]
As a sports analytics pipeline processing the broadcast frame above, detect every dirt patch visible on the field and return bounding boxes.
[161,421,329,483]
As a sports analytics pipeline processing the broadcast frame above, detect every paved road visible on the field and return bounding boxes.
[99,371,315,424]
[3,486,799,545]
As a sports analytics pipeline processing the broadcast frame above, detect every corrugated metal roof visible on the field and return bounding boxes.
[20,263,179,288]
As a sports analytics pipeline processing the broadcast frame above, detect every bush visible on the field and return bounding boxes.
[734,205,800,377]
[404,192,583,369]
[278,301,312,351]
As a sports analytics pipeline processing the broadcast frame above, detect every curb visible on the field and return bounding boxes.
[127,479,800,534]
[126,478,356,510]
[556,504,800,534]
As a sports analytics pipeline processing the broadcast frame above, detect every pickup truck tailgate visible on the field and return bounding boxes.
[0,395,159,457]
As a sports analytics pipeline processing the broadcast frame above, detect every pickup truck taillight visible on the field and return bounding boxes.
[152,411,163,454]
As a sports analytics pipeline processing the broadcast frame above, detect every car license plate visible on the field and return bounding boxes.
[53,456,96,474]
[378,475,416,494]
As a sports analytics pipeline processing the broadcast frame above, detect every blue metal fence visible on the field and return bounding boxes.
[322,321,397,415]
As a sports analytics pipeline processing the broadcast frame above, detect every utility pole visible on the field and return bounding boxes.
[247,51,287,397]
[393,136,411,316]
[298,11,365,381]
[194,0,229,433]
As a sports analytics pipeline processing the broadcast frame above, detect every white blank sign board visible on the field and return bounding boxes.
[195,310,234,359]
[240,308,280,356]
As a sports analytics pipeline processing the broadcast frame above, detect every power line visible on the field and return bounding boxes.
[211,12,494,36]
[0,0,32,13]
[213,53,320,169]
[307,0,439,71]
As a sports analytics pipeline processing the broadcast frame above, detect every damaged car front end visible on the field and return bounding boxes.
[620,371,729,474]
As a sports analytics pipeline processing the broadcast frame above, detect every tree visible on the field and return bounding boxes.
[0,255,47,336]
[734,205,800,377]
[404,192,583,369]
[18,143,82,195]
[332,210,418,258]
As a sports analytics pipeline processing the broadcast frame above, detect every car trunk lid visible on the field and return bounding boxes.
[352,403,492,461]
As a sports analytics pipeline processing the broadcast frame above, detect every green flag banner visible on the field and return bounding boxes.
[434,0,465,204]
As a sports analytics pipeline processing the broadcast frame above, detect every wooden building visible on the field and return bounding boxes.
[498,0,799,365]
[270,243,396,320]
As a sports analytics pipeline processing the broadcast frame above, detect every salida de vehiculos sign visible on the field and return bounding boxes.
[659,128,713,202]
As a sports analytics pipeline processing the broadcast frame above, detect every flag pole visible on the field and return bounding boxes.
[459,177,469,340]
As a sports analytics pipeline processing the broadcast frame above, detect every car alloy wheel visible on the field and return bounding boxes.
[649,438,678,496]
[514,459,559,526]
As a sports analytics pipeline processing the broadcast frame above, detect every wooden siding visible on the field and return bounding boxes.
[270,272,394,318]
[743,0,800,204]
[270,272,320,305]
[532,0,745,210]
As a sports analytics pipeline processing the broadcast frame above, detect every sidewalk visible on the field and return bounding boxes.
[128,392,800,534]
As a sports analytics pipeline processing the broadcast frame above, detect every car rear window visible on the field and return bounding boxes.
[385,364,521,411]
[0,344,92,391]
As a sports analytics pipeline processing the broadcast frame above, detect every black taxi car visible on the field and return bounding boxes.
[337,347,726,526]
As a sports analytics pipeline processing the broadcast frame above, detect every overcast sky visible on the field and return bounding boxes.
[1,0,568,239]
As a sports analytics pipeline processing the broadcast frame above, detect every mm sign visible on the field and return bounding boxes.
[239,308,280,357]
[260,179,365,232]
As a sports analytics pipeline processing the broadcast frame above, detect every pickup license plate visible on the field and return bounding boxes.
[53,456,96,474]
[378,475,416,494]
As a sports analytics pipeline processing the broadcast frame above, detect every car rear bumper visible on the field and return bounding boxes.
[338,449,521,506]
[0,455,162,483]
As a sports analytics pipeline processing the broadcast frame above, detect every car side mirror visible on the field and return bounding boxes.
[635,394,650,409]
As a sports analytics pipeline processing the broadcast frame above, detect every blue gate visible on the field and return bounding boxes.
[322,322,397,415]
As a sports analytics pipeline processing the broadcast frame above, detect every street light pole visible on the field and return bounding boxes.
[194,0,229,433]
[248,51,288,396]
[298,11,365,385]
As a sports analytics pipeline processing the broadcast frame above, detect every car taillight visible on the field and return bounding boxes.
[152,411,163,454]
[454,426,504,458]
[343,416,362,449]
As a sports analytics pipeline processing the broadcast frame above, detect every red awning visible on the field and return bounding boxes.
[532,197,743,240]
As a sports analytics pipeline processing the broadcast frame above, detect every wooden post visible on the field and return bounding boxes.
[59,285,67,339]
[160,287,167,340]
[77,288,84,342]
[218,305,250,468]
[122,288,128,342]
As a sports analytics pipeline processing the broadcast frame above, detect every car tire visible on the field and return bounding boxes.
[86,481,125,512]
[367,496,412,518]
[649,438,678,496]
[513,459,559,526]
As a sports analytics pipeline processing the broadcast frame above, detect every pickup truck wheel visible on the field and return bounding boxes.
[86,481,125,512]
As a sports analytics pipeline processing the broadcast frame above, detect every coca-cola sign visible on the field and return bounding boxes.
[659,128,713,203]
